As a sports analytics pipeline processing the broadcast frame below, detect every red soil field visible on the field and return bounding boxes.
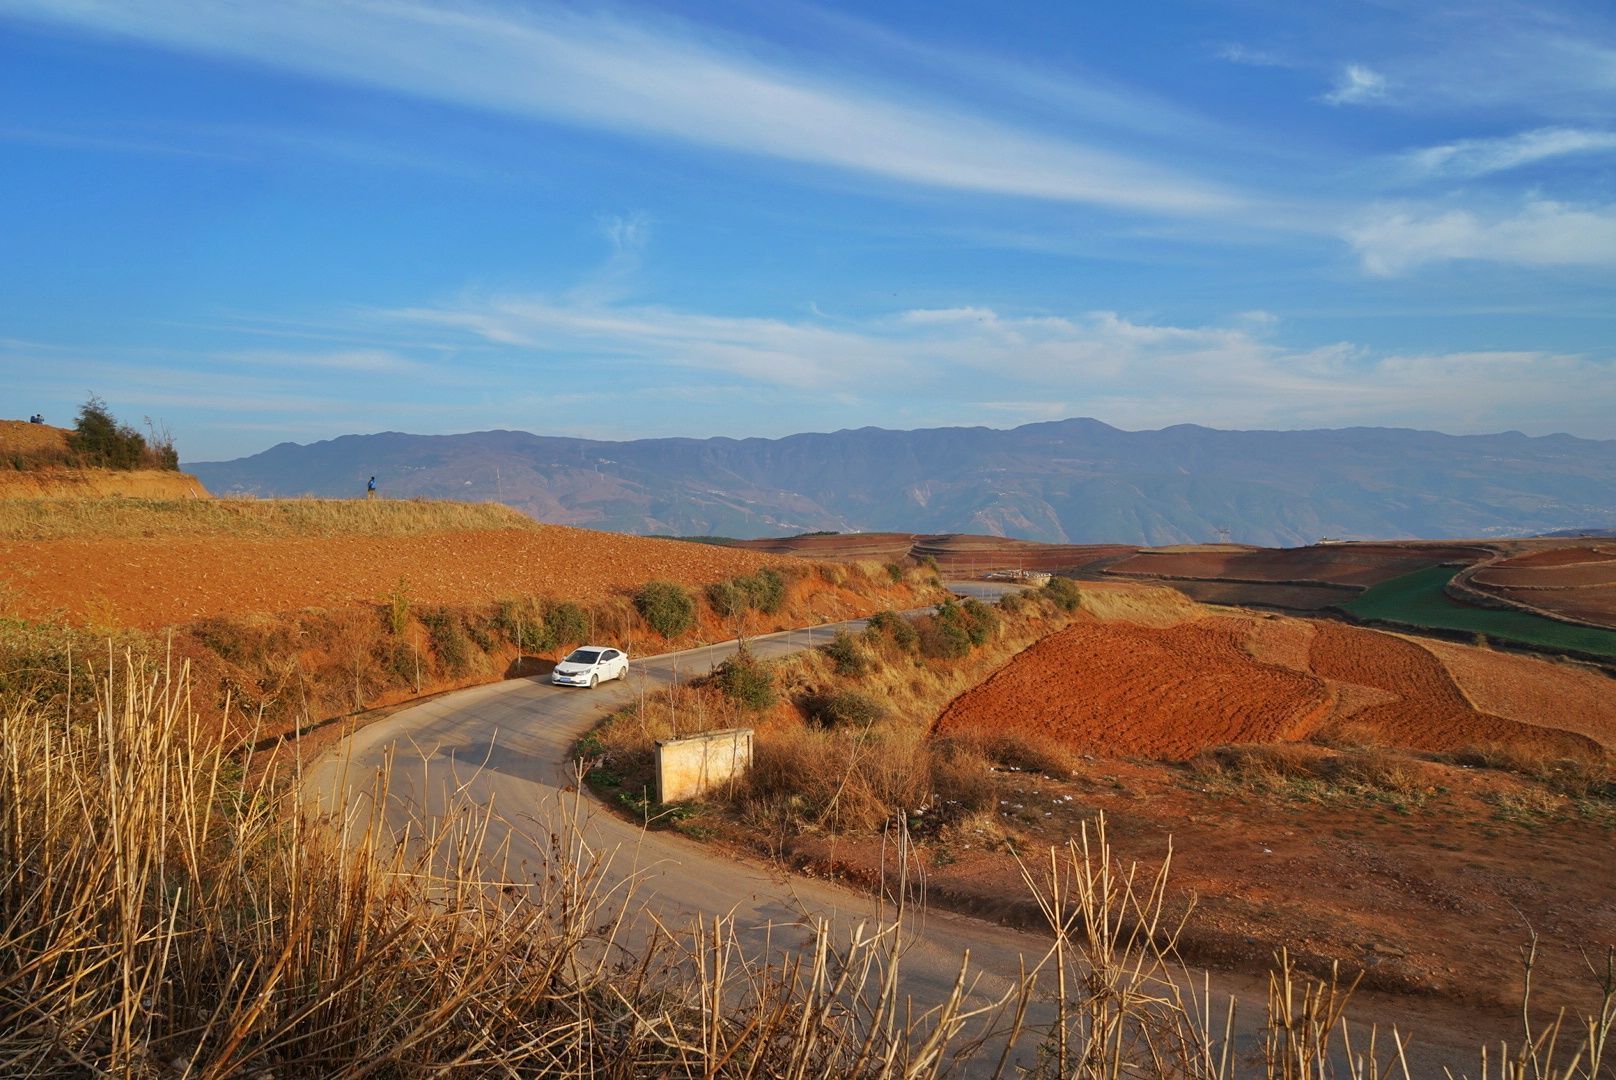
[934,619,1331,759]
[1464,545,1616,629]
[1106,543,1489,588]
[1473,561,1616,589]
[1417,638,1616,749]
[729,531,1131,573]
[0,525,794,629]
[1305,623,1601,755]
[1488,545,1616,568]
[934,611,1610,760]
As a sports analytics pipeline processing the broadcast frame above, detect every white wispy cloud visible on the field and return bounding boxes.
[1323,64,1388,106]
[0,0,1240,216]
[214,348,430,374]
[381,291,1615,436]
[1346,198,1616,275]
[1405,127,1616,178]
[1216,44,1295,68]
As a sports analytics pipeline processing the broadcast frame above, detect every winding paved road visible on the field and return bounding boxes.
[309,591,1500,1075]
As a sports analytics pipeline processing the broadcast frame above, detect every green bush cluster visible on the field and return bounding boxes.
[636,581,697,639]
[863,610,918,653]
[1043,576,1082,613]
[65,395,178,471]
[820,630,869,677]
[492,598,595,652]
[801,688,886,728]
[706,568,787,619]
[911,599,1000,660]
[545,601,591,648]
[710,646,776,711]
[419,607,474,677]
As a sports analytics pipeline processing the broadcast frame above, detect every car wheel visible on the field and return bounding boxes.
[618,665,628,681]
[589,674,599,689]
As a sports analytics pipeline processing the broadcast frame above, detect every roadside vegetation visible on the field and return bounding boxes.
[581,578,1096,840]
[1344,564,1616,659]
[5,647,1613,1075]
[0,557,941,756]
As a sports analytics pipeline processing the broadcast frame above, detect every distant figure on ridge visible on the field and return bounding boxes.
[366,476,377,499]
[28,413,43,424]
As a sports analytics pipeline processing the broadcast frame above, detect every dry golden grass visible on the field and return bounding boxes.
[1076,581,1206,626]
[0,495,542,540]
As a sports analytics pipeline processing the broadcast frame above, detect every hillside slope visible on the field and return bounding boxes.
[2,419,208,498]
[186,418,1616,546]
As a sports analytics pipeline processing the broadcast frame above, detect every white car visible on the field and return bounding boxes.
[550,645,629,689]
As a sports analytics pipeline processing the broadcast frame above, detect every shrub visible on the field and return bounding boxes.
[801,689,886,728]
[885,563,905,583]
[711,647,776,711]
[420,607,474,677]
[997,589,1025,614]
[743,568,786,614]
[545,601,590,648]
[706,579,750,619]
[636,580,696,638]
[960,598,999,646]
[863,610,918,653]
[67,395,148,470]
[496,598,555,651]
[386,578,412,637]
[916,615,971,660]
[1043,576,1082,613]
[821,630,869,677]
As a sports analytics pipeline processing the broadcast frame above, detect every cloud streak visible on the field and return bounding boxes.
[1322,64,1388,106]
[0,0,1241,216]
[382,291,1615,437]
[1347,198,1616,274]
[1405,127,1616,178]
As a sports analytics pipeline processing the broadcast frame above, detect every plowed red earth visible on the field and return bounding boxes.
[1306,623,1601,754]
[1474,561,1616,588]
[1465,546,1616,628]
[1107,544,1488,587]
[935,614,1609,759]
[0,526,786,629]
[729,532,1130,573]
[934,620,1331,759]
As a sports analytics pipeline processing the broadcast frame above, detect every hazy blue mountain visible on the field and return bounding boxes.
[186,419,1616,546]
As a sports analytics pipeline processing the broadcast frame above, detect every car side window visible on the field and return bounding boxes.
[604,650,619,661]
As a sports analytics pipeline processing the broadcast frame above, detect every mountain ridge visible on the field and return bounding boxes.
[186,418,1616,546]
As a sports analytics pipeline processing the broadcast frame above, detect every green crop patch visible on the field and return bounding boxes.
[1344,565,1616,659]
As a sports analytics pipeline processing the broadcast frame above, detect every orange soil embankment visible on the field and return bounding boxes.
[0,525,790,628]
[935,611,1612,760]
[934,619,1331,760]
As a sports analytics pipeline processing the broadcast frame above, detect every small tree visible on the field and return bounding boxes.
[67,395,147,470]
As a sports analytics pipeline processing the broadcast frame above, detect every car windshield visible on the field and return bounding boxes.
[564,649,602,665]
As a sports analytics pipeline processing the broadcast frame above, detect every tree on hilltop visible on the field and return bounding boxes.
[67,395,179,470]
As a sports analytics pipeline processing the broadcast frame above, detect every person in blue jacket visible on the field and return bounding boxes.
[366,476,377,499]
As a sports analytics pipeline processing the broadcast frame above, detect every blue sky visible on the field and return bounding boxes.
[2,0,1613,461]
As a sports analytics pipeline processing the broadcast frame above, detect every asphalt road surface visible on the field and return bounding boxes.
[309,587,1497,1075]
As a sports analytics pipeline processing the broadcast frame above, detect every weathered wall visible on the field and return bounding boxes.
[655,728,753,803]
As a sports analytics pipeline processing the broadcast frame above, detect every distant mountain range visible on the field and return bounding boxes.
[186,419,1616,546]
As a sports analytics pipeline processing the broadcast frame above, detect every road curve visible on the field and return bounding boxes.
[308,591,1494,1074]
